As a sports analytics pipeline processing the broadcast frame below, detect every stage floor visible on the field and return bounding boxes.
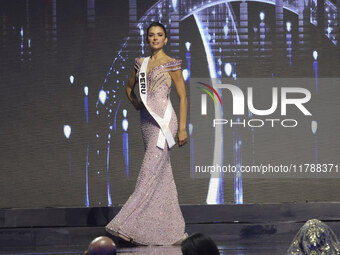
[0,241,290,255]
[1,203,340,255]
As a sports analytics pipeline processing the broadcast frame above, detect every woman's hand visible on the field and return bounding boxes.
[177,129,188,147]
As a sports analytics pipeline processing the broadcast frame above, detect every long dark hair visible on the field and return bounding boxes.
[181,233,220,255]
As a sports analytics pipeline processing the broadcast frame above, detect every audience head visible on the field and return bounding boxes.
[84,236,116,255]
[181,233,220,255]
[287,219,340,254]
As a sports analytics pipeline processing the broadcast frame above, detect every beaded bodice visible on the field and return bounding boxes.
[134,57,182,117]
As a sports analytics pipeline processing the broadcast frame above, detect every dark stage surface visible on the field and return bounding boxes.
[0,242,293,255]
[1,203,340,254]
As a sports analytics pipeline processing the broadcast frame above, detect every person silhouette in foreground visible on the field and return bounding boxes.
[84,236,117,255]
[181,233,220,255]
[287,219,340,255]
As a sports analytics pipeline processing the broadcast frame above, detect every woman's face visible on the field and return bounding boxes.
[147,26,168,50]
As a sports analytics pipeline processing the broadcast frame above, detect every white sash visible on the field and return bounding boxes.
[138,56,176,150]
[138,57,176,149]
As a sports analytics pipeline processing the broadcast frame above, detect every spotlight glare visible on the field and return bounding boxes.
[313,50,318,60]
[84,86,89,96]
[63,125,71,139]
[99,89,107,104]
[224,63,232,77]
[260,12,265,21]
[69,75,74,84]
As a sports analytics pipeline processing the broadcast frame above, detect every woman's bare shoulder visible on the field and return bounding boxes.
[136,57,144,64]
[136,56,178,64]
[164,56,177,63]
[169,57,177,62]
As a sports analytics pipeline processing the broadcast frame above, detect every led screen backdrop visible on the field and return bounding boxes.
[0,0,339,208]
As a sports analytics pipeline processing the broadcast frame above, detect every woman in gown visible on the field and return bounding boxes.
[105,22,188,246]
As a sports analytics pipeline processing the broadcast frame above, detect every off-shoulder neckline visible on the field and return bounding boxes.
[135,57,181,74]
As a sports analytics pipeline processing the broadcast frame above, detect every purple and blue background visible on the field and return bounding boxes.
[0,0,339,208]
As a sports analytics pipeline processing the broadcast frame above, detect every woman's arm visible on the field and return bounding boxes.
[169,69,188,147]
[126,65,144,110]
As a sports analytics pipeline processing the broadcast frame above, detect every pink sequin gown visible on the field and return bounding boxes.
[105,57,186,245]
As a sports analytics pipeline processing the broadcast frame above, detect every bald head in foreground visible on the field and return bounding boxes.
[84,236,117,255]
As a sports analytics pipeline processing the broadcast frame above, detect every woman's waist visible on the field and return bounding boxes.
[141,104,175,118]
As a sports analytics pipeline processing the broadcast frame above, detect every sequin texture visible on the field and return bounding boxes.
[287,219,340,254]
[105,57,186,245]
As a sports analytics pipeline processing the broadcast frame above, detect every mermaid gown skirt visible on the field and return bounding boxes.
[105,58,186,245]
